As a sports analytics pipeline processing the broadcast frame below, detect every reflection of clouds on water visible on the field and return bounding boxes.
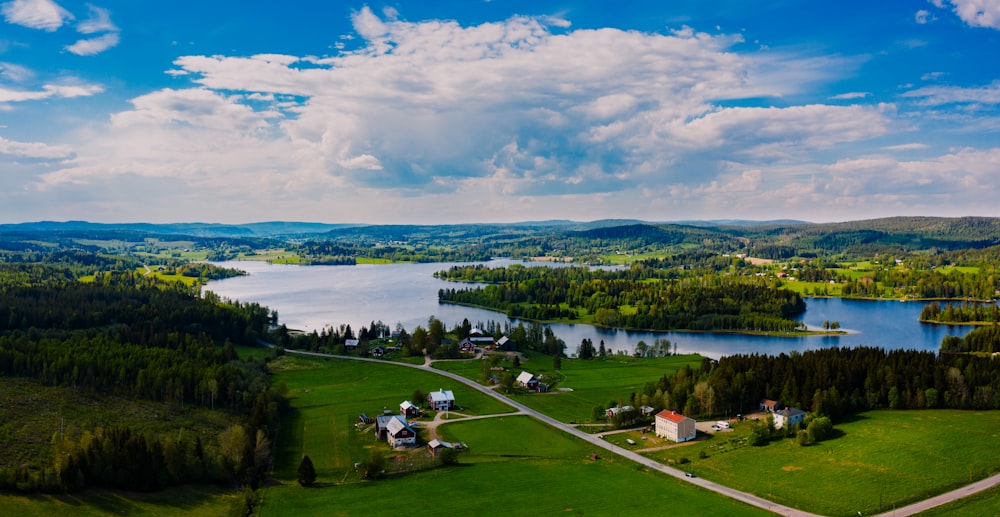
[207,260,973,359]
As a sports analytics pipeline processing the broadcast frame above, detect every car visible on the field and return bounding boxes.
[710,425,720,431]
[685,472,696,478]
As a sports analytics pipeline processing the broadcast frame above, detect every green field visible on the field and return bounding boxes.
[268,355,517,481]
[434,354,704,423]
[647,410,1000,516]
[262,386,769,517]
[1,484,244,517]
[918,484,1000,516]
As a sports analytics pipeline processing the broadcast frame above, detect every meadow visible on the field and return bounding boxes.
[260,356,770,517]
[647,410,1000,516]
[267,355,516,481]
[433,354,705,423]
[1,484,245,517]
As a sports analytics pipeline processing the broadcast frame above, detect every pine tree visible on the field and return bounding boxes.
[297,455,317,487]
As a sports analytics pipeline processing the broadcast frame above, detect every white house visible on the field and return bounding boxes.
[774,407,806,429]
[427,389,456,410]
[654,410,696,443]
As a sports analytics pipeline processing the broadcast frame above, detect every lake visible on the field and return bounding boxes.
[206,259,974,359]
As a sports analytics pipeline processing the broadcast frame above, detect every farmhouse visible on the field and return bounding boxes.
[468,328,495,347]
[345,338,359,350]
[400,400,420,418]
[375,414,407,440]
[760,399,778,413]
[774,407,806,429]
[495,336,515,351]
[516,371,539,390]
[654,410,696,443]
[428,389,456,410]
[385,417,417,447]
[458,338,477,353]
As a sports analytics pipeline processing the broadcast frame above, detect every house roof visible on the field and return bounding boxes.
[496,336,509,346]
[655,410,692,423]
[776,407,806,417]
[428,389,455,403]
[761,399,778,407]
[400,400,417,410]
[516,371,536,384]
[428,439,453,449]
[376,414,406,429]
[386,417,414,436]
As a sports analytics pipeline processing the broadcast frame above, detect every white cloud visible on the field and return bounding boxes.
[946,0,1000,29]
[902,81,1000,105]
[0,135,72,158]
[76,3,115,34]
[65,32,118,55]
[882,143,929,151]
[915,9,934,24]
[830,92,870,100]
[0,61,33,82]
[29,7,949,222]
[0,81,102,102]
[1,0,71,31]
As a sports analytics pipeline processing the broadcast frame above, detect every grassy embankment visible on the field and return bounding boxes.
[259,354,769,516]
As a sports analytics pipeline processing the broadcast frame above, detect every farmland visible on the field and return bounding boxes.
[260,354,769,516]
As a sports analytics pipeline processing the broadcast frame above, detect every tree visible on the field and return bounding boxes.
[412,388,425,407]
[297,455,317,486]
[359,450,385,480]
[513,355,521,368]
[553,354,562,369]
[598,340,607,358]
[438,447,459,465]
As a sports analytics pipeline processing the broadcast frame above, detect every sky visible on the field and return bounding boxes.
[1,1,999,225]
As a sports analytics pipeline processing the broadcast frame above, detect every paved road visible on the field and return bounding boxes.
[267,343,998,516]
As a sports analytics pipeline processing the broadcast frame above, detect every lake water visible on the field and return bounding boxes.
[206,259,974,359]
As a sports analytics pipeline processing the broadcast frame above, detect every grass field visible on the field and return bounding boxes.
[434,354,704,423]
[268,355,517,481]
[647,410,1000,516]
[918,484,1000,516]
[1,484,244,517]
[262,403,770,517]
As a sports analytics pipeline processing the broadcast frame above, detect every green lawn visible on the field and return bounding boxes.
[648,410,1000,517]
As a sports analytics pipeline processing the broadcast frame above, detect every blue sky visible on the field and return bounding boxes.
[1,1,999,224]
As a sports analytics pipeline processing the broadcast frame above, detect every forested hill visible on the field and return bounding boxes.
[0,274,287,494]
[5,215,1000,263]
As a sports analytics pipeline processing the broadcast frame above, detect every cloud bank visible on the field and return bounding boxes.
[16,6,1000,223]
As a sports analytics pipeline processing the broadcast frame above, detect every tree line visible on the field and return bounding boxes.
[437,264,806,333]
[637,347,1000,423]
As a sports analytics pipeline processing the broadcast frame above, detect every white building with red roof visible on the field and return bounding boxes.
[654,410,696,443]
